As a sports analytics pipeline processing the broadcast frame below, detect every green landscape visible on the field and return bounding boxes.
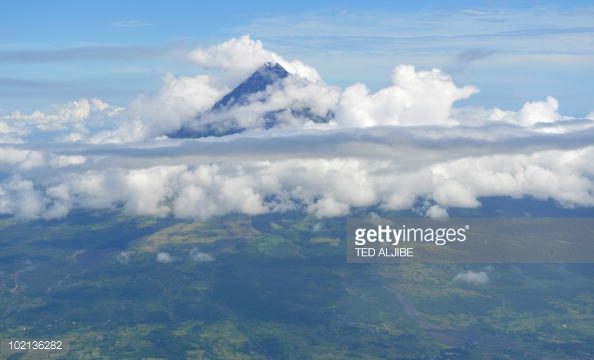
[0,210,592,359]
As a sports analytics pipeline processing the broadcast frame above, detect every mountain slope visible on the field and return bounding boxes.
[211,62,289,111]
[169,62,332,138]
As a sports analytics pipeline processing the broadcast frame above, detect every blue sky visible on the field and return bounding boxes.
[2,0,594,115]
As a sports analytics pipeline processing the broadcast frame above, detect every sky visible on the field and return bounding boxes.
[0,1,593,221]
[2,0,594,114]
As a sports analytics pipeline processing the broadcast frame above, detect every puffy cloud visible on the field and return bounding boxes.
[0,177,69,219]
[3,98,121,131]
[156,252,174,263]
[481,96,563,127]
[0,98,124,145]
[116,251,131,264]
[128,74,224,136]
[427,149,594,208]
[43,184,71,219]
[0,120,28,143]
[517,96,561,126]
[0,178,44,218]
[309,196,350,217]
[1,142,592,220]
[335,65,478,127]
[121,166,186,216]
[188,35,321,83]
[0,147,86,170]
[11,99,91,123]
[49,165,187,217]
[453,270,489,285]
[0,148,45,169]
[426,205,448,219]
[189,248,214,263]
[89,74,225,143]
[49,155,86,168]
[171,165,268,219]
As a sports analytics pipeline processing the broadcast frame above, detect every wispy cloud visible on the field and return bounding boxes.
[110,20,153,28]
[447,48,496,72]
[233,6,594,62]
[0,45,166,63]
[0,77,70,89]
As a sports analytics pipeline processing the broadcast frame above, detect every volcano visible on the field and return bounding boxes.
[169,62,332,138]
[211,62,289,111]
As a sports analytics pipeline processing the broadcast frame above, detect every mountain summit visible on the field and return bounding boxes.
[211,62,289,111]
[169,62,332,138]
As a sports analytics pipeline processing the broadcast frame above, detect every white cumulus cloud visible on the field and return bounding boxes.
[188,35,321,83]
[335,65,478,127]
[189,248,214,263]
[426,205,449,219]
[453,270,489,285]
[156,252,174,263]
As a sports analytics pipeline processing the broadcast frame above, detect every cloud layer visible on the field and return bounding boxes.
[1,36,593,220]
[1,143,593,220]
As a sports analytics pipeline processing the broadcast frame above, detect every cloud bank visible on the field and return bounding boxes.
[1,144,593,220]
[1,36,593,220]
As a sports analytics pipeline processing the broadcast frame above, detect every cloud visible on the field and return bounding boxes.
[51,155,87,168]
[122,166,187,216]
[452,96,581,129]
[156,252,174,263]
[0,46,166,63]
[454,48,495,64]
[334,65,478,127]
[188,35,321,83]
[235,7,594,66]
[1,141,592,220]
[0,77,73,91]
[0,178,46,218]
[448,48,495,72]
[116,251,131,264]
[426,205,448,219]
[88,74,225,143]
[0,177,71,219]
[3,98,122,133]
[189,248,214,263]
[453,270,489,285]
[13,36,590,144]
[111,20,153,28]
[0,146,86,171]
[504,96,562,127]
[0,148,45,169]
[0,36,593,221]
